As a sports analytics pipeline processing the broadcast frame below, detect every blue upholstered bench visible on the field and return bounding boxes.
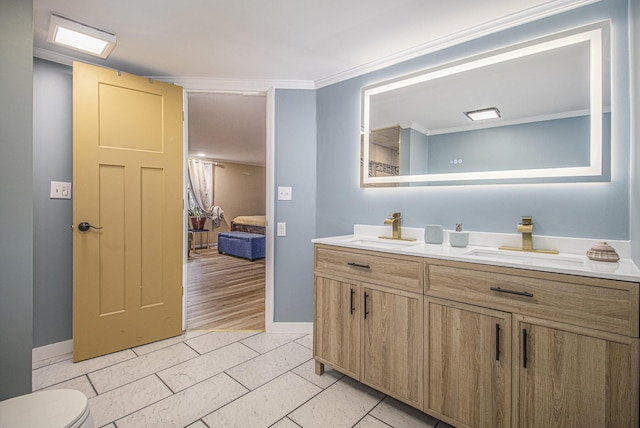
[217,231,265,261]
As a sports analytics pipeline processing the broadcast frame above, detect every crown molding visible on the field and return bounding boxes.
[157,77,315,91]
[35,0,599,91]
[314,0,601,88]
[33,47,315,91]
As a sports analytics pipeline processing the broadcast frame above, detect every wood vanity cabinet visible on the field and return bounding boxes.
[314,243,639,427]
[425,259,640,428]
[313,244,424,408]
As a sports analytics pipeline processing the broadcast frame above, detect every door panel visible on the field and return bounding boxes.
[363,287,423,408]
[73,62,183,362]
[514,317,639,428]
[426,297,511,428]
[313,276,361,379]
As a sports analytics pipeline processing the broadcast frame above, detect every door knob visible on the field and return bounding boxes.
[78,222,103,232]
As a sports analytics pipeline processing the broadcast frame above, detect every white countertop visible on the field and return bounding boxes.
[312,225,640,282]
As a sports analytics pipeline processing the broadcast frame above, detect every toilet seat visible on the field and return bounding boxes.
[0,389,93,428]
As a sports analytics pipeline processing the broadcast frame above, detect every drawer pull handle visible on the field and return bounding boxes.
[364,292,369,319]
[490,287,533,298]
[496,323,500,361]
[348,262,371,270]
[350,288,355,315]
[523,328,528,368]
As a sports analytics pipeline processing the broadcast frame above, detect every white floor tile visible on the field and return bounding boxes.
[157,342,258,392]
[370,396,439,428]
[270,417,302,428]
[288,377,385,428]
[115,373,248,428]
[32,349,137,391]
[295,334,313,350]
[240,332,304,354]
[88,375,172,427]
[435,421,455,428]
[32,352,73,370]
[185,331,259,354]
[291,359,343,389]
[225,341,311,390]
[203,371,321,428]
[186,421,208,428]
[89,343,198,394]
[42,375,96,399]
[354,415,393,428]
[132,330,208,356]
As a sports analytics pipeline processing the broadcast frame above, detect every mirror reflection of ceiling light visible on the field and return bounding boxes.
[464,107,501,121]
[47,14,116,59]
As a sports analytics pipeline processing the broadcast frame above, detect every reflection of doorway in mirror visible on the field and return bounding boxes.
[368,126,400,177]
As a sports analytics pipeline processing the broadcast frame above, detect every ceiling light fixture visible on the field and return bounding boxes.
[47,14,116,59]
[464,107,501,121]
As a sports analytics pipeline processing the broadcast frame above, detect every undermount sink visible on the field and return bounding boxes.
[342,237,421,250]
[464,248,586,268]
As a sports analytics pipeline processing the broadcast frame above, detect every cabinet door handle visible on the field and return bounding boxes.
[490,287,533,298]
[350,288,355,315]
[523,328,528,368]
[364,292,369,319]
[347,262,371,270]
[496,323,500,361]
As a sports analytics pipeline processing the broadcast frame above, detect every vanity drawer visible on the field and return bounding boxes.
[425,259,639,337]
[315,244,422,293]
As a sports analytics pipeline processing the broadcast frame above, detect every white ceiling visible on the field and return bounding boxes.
[32,0,587,165]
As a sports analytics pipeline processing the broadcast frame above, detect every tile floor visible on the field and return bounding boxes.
[32,331,452,428]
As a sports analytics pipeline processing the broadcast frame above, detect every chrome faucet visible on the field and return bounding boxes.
[499,215,558,254]
[379,212,416,241]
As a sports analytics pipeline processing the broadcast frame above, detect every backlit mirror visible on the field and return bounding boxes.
[361,22,610,186]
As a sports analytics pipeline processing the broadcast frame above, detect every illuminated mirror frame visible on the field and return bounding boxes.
[362,23,607,185]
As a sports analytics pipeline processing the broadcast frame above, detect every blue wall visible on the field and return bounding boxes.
[0,0,34,400]
[427,115,593,173]
[316,0,631,241]
[33,59,74,347]
[274,89,317,322]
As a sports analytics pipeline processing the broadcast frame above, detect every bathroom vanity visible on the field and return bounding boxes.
[313,229,640,428]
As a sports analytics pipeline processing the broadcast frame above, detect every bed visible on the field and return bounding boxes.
[230,215,266,235]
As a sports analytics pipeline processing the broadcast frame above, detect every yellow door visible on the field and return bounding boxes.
[72,62,183,362]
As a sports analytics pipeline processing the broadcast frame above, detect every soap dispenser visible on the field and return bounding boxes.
[449,223,469,247]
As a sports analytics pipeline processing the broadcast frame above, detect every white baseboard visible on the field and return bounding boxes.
[268,322,313,334]
[31,324,312,362]
[32,339,73,362]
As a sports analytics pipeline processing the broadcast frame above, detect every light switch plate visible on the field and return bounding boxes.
[277,222,286,236]
[50,181,72,199]
[277,186,292,200]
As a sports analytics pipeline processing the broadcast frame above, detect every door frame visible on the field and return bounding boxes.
[181,87,275,332]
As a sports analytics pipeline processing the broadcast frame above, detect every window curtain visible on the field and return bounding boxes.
[187,158,224,227]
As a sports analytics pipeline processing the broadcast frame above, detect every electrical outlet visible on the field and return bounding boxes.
[277,186,292,200]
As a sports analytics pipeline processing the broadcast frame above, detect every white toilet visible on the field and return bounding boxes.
[0,389,94,428]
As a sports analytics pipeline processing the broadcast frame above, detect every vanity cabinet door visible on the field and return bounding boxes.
[362,285,423,409]
[314,275,361,379]
[513,315,639,428]
[425,297,511,428]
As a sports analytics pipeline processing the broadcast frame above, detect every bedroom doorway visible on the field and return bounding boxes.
[184,91,268,331]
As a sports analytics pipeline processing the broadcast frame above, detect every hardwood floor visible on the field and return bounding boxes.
[186,248,265,331]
